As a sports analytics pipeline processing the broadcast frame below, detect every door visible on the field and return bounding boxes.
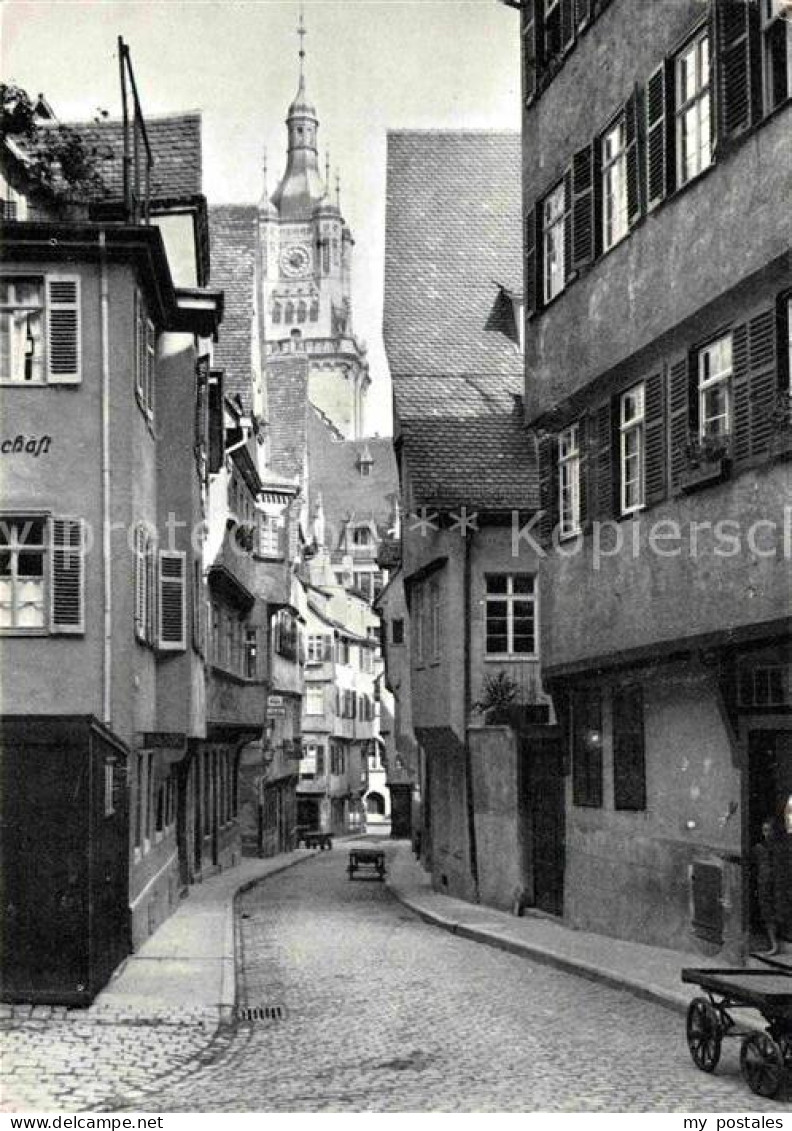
[748,729,792,940]
[520,727,565,916]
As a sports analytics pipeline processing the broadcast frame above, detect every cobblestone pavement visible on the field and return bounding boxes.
[109,848,787,1113]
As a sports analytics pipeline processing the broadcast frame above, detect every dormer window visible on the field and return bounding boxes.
[352,526,371,547]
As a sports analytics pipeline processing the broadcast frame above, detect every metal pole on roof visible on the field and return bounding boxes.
[118,37,131,222]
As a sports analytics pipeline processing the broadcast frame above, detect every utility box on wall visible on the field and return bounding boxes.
[0,716,130,1006]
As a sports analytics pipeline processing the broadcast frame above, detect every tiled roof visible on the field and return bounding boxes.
[383,131,523,378]
[267,354,310,482]
[307,408,398,545]
[55,112,204,201]
[393,372,521,422]
[398,390,536,512]
[209,205,258,412]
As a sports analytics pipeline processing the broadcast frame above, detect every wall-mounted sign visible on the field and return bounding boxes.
[1,434,52,457]
[267,706,286,718]
[267,695,285,707]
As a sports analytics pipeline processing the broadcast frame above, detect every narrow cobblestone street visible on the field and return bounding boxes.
[5,846,780,1114]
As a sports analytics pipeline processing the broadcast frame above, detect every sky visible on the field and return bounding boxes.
[1,0,522,434]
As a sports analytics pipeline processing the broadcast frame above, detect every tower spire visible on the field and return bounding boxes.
[297,4,307,79]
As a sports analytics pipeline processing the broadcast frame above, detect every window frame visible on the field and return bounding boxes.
[600,113,629,253]
[0,276,46,385]
[542,180,568,305]
[0,514,47,632]
[558,423,582,538]
[674,26,713,188]
[698,333,733,440]
[619,382,646,516]
[484,574,538,660]
[305,685,325,716]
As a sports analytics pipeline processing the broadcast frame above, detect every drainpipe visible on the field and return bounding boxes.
[463,532,479,897]
[99,231,112,725]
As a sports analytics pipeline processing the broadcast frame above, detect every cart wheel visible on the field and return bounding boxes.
[740,1033,784,1099]
[686,997,722,1073]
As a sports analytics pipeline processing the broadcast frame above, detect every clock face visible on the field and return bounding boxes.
[280,243,313,278]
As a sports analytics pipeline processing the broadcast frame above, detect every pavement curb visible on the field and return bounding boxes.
[387,882,690,1018]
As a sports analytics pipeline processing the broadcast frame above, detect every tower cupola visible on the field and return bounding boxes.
[271,11,327,220]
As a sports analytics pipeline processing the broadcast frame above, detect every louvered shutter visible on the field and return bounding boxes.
[668,355,693,491]
[747,309,778,458]
[563,169,574,283]
[574,0,591,31]
[591,401,615,521]
[50,517,85,634]
[731,322,751,464]
[524,205,538,317]
[158,550,186,651]
[571,143,595,271]
[538,433,559,548]
[625,88,643,228]
[560,0,574,51]
[46,277,81,384]
[522,0,538,105]
[645,64,667,210]
[716,0,761,141]
[644,370,667,506]
[578,416,590,529]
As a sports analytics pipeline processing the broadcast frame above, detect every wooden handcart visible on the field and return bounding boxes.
[681,956,792,1099]
[294,828,333,851]
[347,846,386,881]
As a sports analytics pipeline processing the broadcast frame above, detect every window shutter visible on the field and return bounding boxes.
[560,0,575,51]
[524,205,538,317]
[522,0,538,104]
[716,0,761,141]
[571,143,595,271]
[645,64,667,210]
[747,308,778,458]
[578,415,590,529]
[590,400,615,520]
[625,88,643,228]
[563,168,574,283]
[668,354,692,491]
[574,0,591,31]
[134,291,144,401]
[50,517,85,634]
[644,370,667,507]
[158,551,186,651]
[538,433,559,548]
[208,370,224,473]
[46,277,81,384]
[134,525,146,640]
[613,686,646,811]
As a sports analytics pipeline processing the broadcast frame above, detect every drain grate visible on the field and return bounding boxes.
[236,1005,285,1022]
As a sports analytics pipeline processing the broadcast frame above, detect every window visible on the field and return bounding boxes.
[359,462,371,477]
[274,609,298,661]
[0,516,46,629]
[485,575,537,657]
[571,686,603,808]
[331,744,346,776]
[336,637,350,665]
[620,383,645,514]
[135,290,156,418]
[1,276,81,385]
[309,299,319,322]
[134,524,157,645]
[272,302,282,325]
[429,578,442,662]
[699,334,733,439]
[259,515,281,558]
[675,29,712,186]
[558,424,581,538]
[738,663,792,707]
[352,526,371,546]
[543,182,567,303]
[245,628,258,678]
[762,0,792,112]
[307,634,330,663]
[297,300,307,324]
[104,760,116,817]
[0,515,84,634]
[613,686,646,810]
[601,116,628,251]
[305,686,324,715]
[285,301,294,324]
[391,618,404,646]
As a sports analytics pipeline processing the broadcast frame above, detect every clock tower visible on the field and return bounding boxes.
[260,14,370,440]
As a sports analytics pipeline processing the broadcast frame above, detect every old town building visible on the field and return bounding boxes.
[514,0,791,953]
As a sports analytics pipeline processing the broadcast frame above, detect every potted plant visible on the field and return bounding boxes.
[679,431,731,493]
[473,671,520,726]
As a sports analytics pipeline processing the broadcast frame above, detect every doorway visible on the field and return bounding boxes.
[520,726,565,917]
[747,729,792,941]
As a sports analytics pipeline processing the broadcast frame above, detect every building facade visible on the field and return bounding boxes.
[516,0,791,952]
[0,100,223,1001]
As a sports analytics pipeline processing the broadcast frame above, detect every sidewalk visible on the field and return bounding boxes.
[385,841,773,1022]
[89,849,317,1023]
